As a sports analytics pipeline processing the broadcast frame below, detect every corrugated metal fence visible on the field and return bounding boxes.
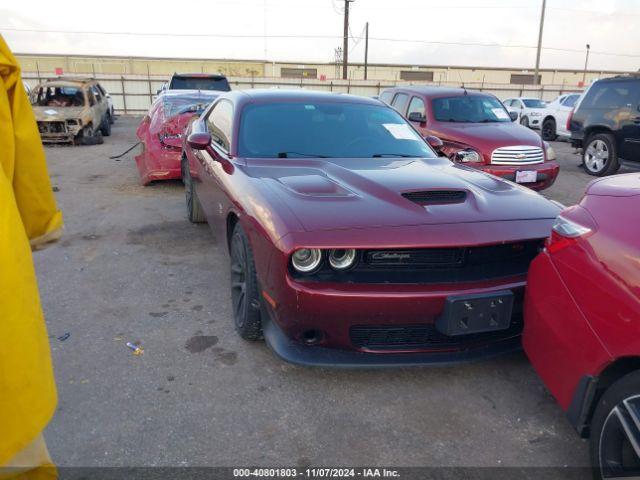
[22,72,583,115]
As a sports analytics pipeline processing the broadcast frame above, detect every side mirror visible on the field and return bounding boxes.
[509,111,519,122]
[408,111,426,124]
[425,135,444,152]
[187,132,212,150]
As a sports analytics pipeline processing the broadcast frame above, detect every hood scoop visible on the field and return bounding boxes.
[402,190,467,206]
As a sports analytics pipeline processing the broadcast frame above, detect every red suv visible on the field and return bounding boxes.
[524,173,640,477]
[380,87,560,191]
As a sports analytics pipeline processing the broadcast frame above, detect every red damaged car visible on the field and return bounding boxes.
[182,90,561,367]
[380,87,560,191]
[135,90,221,185]
[524,174,640,477]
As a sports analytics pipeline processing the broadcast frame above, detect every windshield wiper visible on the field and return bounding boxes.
[277,151,331,158]
[372,153,421,158]
[443,118,471,123]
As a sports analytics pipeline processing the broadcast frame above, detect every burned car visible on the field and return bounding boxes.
[31,78,111,144]
[135,90,220,185]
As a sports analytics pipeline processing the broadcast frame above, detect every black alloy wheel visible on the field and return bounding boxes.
[591,371,640,479]
[229,223,262,340]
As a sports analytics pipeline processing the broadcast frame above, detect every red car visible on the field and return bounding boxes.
[135,90,220,185]
[523,173,640,477]
[380,87,560,191]
[182,89,561,366]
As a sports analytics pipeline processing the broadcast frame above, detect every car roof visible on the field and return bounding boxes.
[161,89,221,98]
[228,89,382,106]
[171,73,227,78]
[37,80,90,88]
[382,86,489,98]
[597,74,640,83]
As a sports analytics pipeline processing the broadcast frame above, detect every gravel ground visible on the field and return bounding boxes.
[33,116,609,469]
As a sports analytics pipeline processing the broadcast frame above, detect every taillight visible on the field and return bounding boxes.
[566,109,574,132]
[546,215,592,253]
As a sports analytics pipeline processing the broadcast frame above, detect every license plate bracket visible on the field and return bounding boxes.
[435,290,514,336]
[515,170,538,183]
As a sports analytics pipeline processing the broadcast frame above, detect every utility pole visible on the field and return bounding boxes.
[533,0,546,85]
[342,0,354,80]
[364,22,369,80]
[582,44,591,84]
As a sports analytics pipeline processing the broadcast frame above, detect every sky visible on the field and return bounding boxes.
[2,0,639,71]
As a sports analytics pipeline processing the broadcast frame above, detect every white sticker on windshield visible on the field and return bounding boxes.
[383,123,417,140]
[492,108,509,120]
[44,109,58,115]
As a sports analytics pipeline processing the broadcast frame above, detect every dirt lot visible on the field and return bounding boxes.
[35,116,631,469]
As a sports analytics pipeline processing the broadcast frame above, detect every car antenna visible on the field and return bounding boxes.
[457,72,468,95]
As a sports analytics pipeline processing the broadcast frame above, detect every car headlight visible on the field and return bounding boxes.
[454,149,482,163]
[328,249,357,270]
[543,141,557,161]
[291,248,322,273]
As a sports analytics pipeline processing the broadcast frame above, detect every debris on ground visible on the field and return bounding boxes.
[57,332,70,341]
[126,342,144,356]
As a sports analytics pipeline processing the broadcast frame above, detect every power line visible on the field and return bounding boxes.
[4,27,640,59]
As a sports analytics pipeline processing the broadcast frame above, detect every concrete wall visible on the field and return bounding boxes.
[16,53,630,87]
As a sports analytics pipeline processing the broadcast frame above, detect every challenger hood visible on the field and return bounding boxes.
[247,156,561,232]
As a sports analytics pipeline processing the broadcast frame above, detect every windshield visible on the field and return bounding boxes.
[169,76,231,92]
[432,95,511,123]
[31,86,85,107]
[238,101,436,159]
[522,99,546,108]
[162,94,218,116]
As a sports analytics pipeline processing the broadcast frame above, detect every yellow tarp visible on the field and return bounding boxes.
[0,35,62,466]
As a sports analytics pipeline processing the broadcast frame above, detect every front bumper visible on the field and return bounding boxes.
[37,121,81,143]
[262,303,522,367]
[478,161,560,191]
[529,117,541,128]
[261,275,527,367]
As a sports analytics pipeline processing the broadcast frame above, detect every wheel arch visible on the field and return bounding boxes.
[584,125,614,143]
[542,115,556,125]
[226,211,239,251]
[570,357,640,438]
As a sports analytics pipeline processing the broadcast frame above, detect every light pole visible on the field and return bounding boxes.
[582,44,591,84]
[533,0,546,85]
[342,0,355,80]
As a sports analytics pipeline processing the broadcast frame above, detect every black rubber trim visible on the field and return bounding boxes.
[260,301,522,368]
[566,375,598,438]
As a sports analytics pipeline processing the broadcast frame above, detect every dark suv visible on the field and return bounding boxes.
[569,75,640,176]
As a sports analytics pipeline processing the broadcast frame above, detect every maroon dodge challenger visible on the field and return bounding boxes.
[181,89,561,367]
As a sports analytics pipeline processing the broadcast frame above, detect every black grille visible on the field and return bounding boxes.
[366,248,463,267]
[290,240,544,284]
[350,318,522,351]
[402,190,467,205]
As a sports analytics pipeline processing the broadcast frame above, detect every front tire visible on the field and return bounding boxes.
[590,371,640,479]
[100,114,112,136]
[229,223,262,340]
[583,133,619,176]
[77,124,103,145]
[520,116,530,128]
[181,154,206,223]
[542,118,558,141]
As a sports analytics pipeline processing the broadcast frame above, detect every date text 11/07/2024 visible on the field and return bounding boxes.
[232,468,400,478]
